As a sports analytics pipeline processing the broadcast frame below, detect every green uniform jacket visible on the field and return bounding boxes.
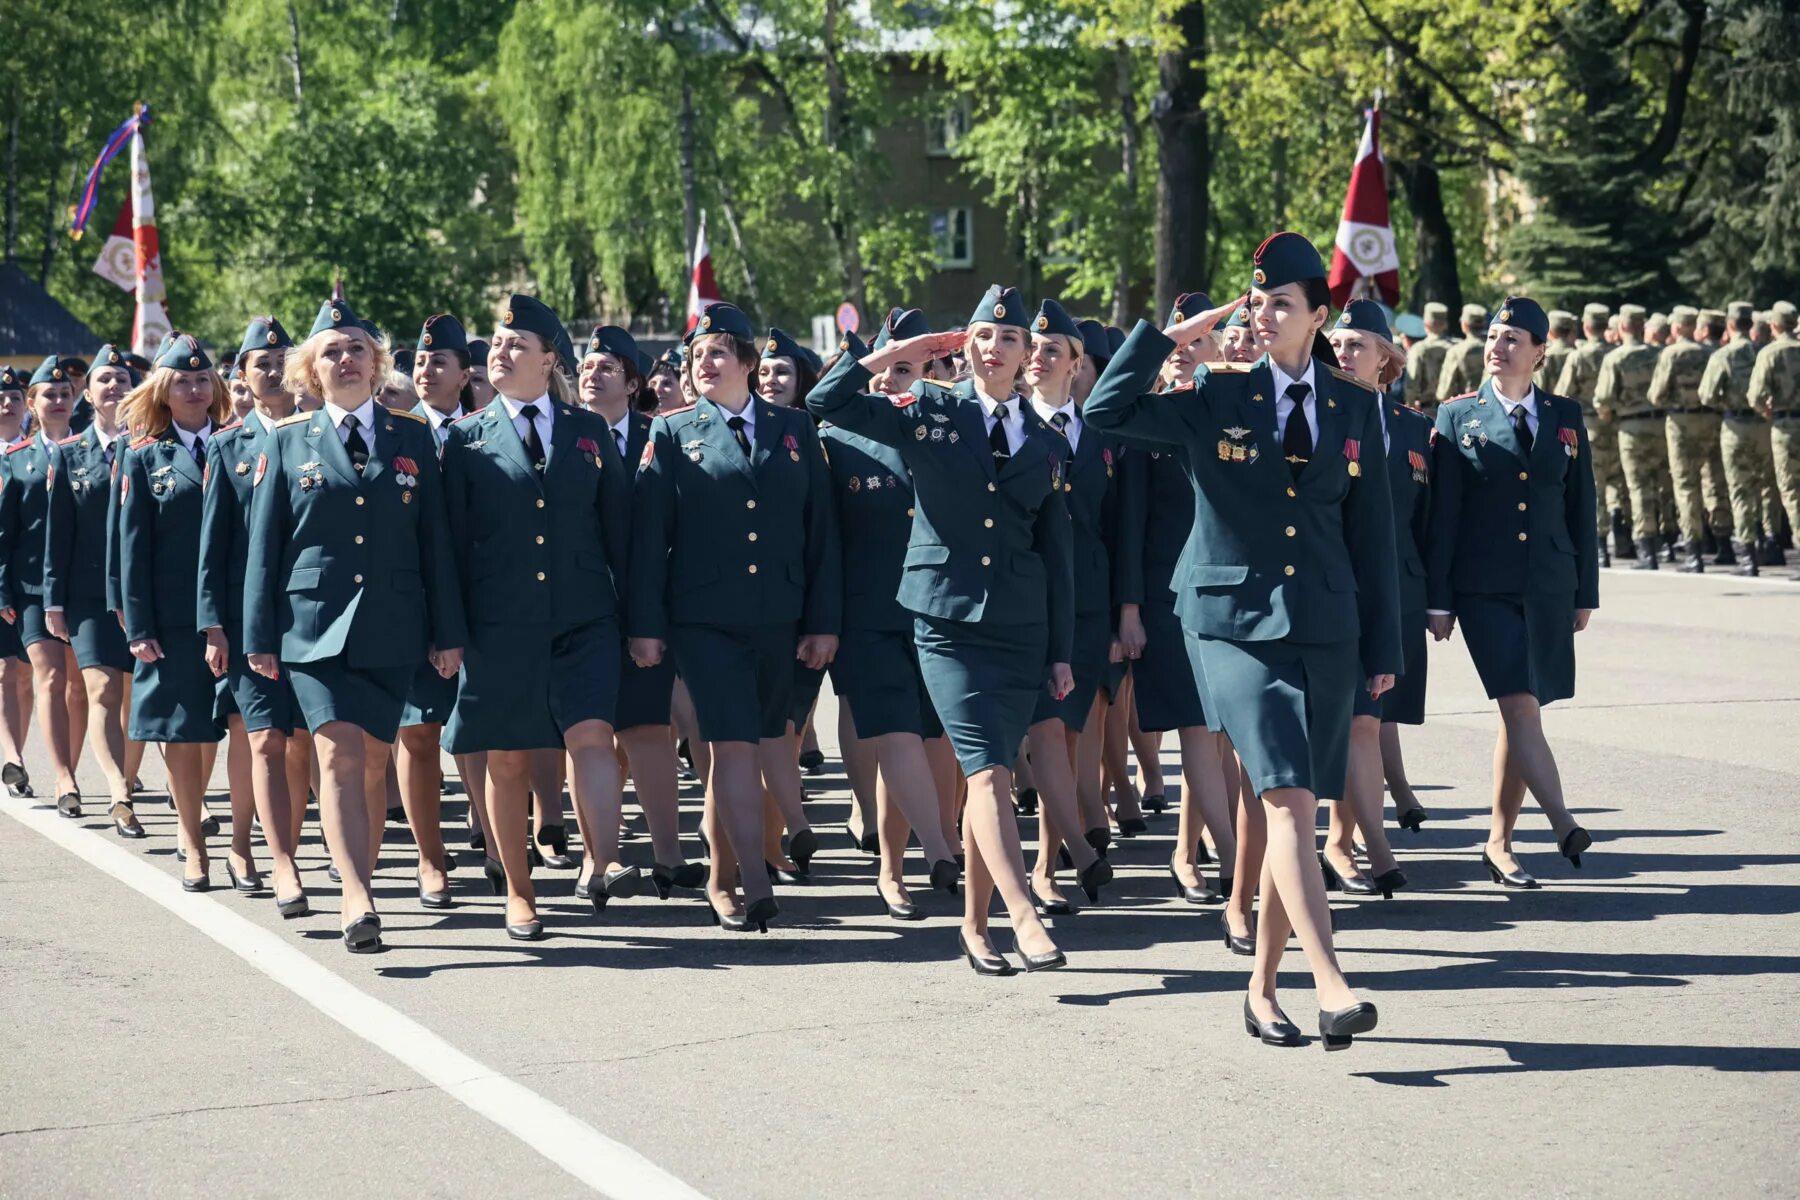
[1426,382,1599,611]
[820,423,916,633]
[244,408,465,665]
[441,398,630,630]
[1380,401,1433,615]
[0,436,57,609]
[1020,405,1122,618]
[197,412,273,639]
[1593,339,1660,419]
[1083,322,1401,679]
[119,429,208,641]
[1555,339,1609,415]
[1536,343,1575,394]
[1649,338,1714,412]
[1699,338,1759,414]
[1113,445,1193,609]
[1404,334,1453,411]
[44,429,119,610]
[807,356,1074,666]
[628,397,841,641]
[1748,334,1800,416]
[1436,337,1486,403]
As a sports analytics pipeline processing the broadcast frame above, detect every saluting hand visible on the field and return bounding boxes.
[797,634,839,671]
[1427,613,1456,641]
[1047,662,1074,701]
[1574,608,1593,633]
[130,638,163,664]
[860,330,966,375]
[1165,293,1248,348]
[203,627,229,677]
[1367,673,1396,700]
[630,637,665,669]
[248,652,280,680]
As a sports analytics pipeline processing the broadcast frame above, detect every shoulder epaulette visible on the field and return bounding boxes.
[891,393,918,408]
[1161,381,1197,393]
[4,440,34,455]
[129,435,158,449]
[1451,391,1478,402]
[1326,364,1378,392]
[56,433,84,446]
[1204,362,1253,374]
[661,403,696,417]
[388,408,426,424]
[275,412,311,427]
[454,409,487,424]
[216,419,243,434]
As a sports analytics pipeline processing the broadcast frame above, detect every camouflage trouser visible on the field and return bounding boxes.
[1615,415,1670,540]
[1665,412,1732,545]
[1772,418,1800,542]
[1719,415,1776,540]
[1586,415,1631,541]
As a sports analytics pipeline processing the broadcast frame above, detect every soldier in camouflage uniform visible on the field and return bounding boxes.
[1698,309,1736,560]
[1537,310,1578,393]
[1557,302,1631,562]
[1404,300,1455,418]
[1595,304,1670,567]
[1650,305,1733,571]
[1647,313,1669,347]
[1748,301,1800,577]
[1700,301,1778,574]
[1751,312,1788,553]
[1435,302,1488,408]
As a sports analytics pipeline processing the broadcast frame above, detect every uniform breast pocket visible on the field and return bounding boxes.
[1182,563,1249,590]
[1323,565,1358,593]
[904,544,951,569]
[286,566,323,593]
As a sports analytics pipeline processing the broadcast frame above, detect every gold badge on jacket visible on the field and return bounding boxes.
[1217,426,1256,463]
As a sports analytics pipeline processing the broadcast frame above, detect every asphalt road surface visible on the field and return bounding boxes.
[4,566,1797,1199]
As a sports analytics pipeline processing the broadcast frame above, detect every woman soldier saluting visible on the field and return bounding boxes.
[1085,233,1401,1049]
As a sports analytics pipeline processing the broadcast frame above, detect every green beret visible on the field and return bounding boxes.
[872,307,930,351]
[28,355,68,387]
[500,293,577,375]
[586,324,638,367]
[969,284,1029,330]
[761,326,807,363]
[1167,291,1210,326]
[1031,298,1082,340]
[1490,296,1549,342]
[309,298,366,339]
[467,339,489,369]
[1248,231,1325,292]
[0,366,26,391]
[419,314,469,357]
[1076,319,1110,365]
[686,301,755,344]
[153,334,212,372]
[92,343,128,371]
[836,328,869,358]
[240,316,294,357]
[1335,298,1394,342]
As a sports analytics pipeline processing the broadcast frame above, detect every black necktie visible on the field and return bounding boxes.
[989,404,1011,461]
[519,404,546,471]
[1511,404,1533,453]
[191,435,206,468]
[1050,411,1070,439]
[728,415,751,457]
[1282,383,1312,479]
[104,442,115,468]
[613,428,627,460]
[343,415,369,472]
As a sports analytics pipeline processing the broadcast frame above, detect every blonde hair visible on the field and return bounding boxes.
[119,367,233,438]
[282,328,392,404]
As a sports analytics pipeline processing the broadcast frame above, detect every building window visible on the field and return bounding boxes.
[926,98,971,157]
[930,208,974,268]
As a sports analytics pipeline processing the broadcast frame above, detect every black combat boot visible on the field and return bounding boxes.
[1700,523,1718,557]
[1632,537,1660,569]
[1714,537,1737,566]
[1662,531,1679,563]
[1678,543,1705,573]
[1732,539,1759,577]
[1762,536,1787,567]
[1611,511,1634,559]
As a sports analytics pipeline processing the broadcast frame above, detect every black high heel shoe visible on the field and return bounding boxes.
[1559,825,1592,868]
[1077,856,1113,904]
[1142,792,1167,814]
[343,913,382,953]
[1319,852,1378,896]
[483,857,506,895]
[182,860,212,893]
[928,858,960,896]
[506,916,544,941]
[327,864,341,884]
[744,896,779,933]
[787,827,819,873]
[880,887,922,921]
[199,809,220,837]
[1318,1001,1379,1051]
[1396,804,1429,832]
[226,861,264,895]
[2,761,32,798]
[797,747,826,774]
[1012,787,1038,816]
[602,864,642,900]
[111,802,146,839]
[1244,997,1302,1047]
[536,825,574,870]
[960,932,1014,976]
[1481,851,1539,890]
[417,869,452,909]
[766,862,809,885]
[1221,912,1255,956]
[1016,937,1067,972]
[275,889,310,918]
[1084,827,1111,858]
[1371,867,1407,899]
[843,823,879,855]
[651,862,707,899]
[1168,863,1221,905]
[1196,841,1213,865]
[706,895,749,931]
[1028,882,1074,916]
[56,791,82,819]
[1218,872,1234,900]
[468,826,486,853]
[1116,814,1148,838]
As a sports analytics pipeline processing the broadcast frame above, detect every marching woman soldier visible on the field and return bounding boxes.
[579,324,703,898]
[1085,233,1400,1048]
[245,299,466,953]
[43,346,141,836]
[442,297,635,939]
[810,284,1078,974]
[819,315,963,918]
[1426,297,1599,888]
[1323,300,1420,894]
[630,302,840,932]
[1112,294,1236,907]
[0,367,34,800]
[197,318,314,912]
[395,312,484,905]
[1,357,90,818]
[118,336,230,888]
[1017,299,1118,913]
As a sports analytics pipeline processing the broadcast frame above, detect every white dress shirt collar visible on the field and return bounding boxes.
[1492,379,1539,435]
[1030,396,1082,450]
[1269,357,1319,442]
[974,386,1024,454]
[172,420,212,455]
[711,396,756,441]
[323,397,377,443]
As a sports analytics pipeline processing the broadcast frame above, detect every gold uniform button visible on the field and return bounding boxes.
[748,532,758,542]
[535,535,545,544]
[1285,526,1296,537]
[1518,471,1528,481]
[536,498,545,509]
[981,556,991,567]
[1517,502,1527,512]
[1518,532,1529,542]
[1286,487,1296,498]
[983,518,994,528]
[354,535,364,545]
[906,508,915,517]
[746,499,757,509]
[537,571,546,581]
[353,573,364,584]
[1283,565,1296,577]
[748,564,758,574]
[354,496,365,506]
[986,483,996,493]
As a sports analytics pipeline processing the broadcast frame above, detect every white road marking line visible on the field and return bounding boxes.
[1,794,708,1200]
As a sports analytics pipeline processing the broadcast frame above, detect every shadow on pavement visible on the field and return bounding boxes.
[1349,1037,1800,1087]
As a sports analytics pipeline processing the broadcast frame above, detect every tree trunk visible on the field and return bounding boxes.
[1153,0,1208,318]
[287,2,305,117]
[679,75,698,274]
[821,0,867,315]
[1112,42,1139,325]
[5,105,18,261]
[38,110,63,284]
[1397,154,1460,314]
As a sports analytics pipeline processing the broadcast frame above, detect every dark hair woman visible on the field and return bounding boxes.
[1085,233,1401,1049]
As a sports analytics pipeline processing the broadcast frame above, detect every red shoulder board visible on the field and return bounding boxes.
[57,433,84,446]
[1452,391,1478,402]
[216,419,243,434]
[4,440,33,455]
[890,393,918,408]
[662,403,696,416]
[1164,381,1197,393]
[455,410,486,424]
[129,435,157,450]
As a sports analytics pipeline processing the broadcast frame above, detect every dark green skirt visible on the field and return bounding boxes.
[915,614,1045,776]
[1457,592,1576,705]
[1185,633,1357,801]
[130,627,225,744]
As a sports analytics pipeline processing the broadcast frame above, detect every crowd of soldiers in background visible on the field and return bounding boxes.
[1398,298,1800,577]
